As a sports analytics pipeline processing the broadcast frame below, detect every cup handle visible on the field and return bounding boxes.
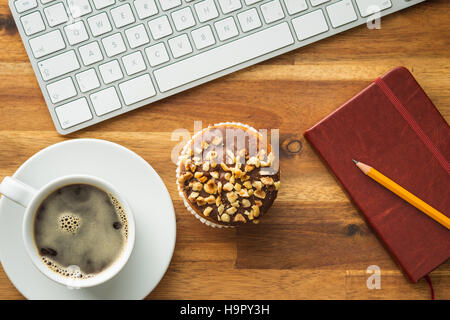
[0,177,37,208]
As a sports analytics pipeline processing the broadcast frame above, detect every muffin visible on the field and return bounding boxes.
[176,122,280,228]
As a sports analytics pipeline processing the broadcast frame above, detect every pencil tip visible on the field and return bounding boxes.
[352,159,358,164]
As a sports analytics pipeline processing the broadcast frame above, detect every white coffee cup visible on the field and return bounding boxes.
[0,174,135,288]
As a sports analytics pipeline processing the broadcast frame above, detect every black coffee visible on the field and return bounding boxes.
[33,184,128,278]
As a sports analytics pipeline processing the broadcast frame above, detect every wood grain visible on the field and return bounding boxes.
[0,0,449,300]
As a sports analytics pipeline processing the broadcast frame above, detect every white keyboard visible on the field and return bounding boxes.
[10,0,424,134]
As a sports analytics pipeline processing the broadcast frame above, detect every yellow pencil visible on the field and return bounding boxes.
[353,159,450,230]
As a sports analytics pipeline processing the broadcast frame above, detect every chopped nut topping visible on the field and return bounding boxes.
[247,157,260,167]
[178,172,193,183]
[255,200,263,207]
[243,181,252,189]
[221,213,230,223]
[274,181,280,190]
[229,175,235,184]
[211,160,217,168]
[216,196,222,206]
[234,183,242,192]
[254,189,266,199]
[244,164,255,173]
[217,181,223,193]
[234,214,246,223]
[252,181,263,190]
[226,191,238,203]
[234,169,243,178]
[223,182,234,192]
[251,205,260,217]
[218,204,225,215]
[226,207,237,215]
[248,189,254,196]
[188,192,199,200]
[238,189,249,197]
[212,136,222,146]
[221,163,230,172]
[259,169,273,176]
[194,172,203,179]
[199,176,208,183]
[205,195,215,204]
[260,177,274,185]
[210,171,219,179]
[196,197,206,206]
[231,201,240,208]
[203,207,213,217]
[204,179,217,194]
[242,199,251,208]
[253,219,260,224]
[192,181,203,191]
[202,162,210,171]
[224,172,231,180]
[240,174,250,182]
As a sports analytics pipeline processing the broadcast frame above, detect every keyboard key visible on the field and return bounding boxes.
[29,30,65,58]
[125,24,150,48]
[284,0,308,15]
[191,25,215,50]
[244,0,262,4]
[145,43,170,67]
[111,3,136,28]
[355,0,392,17]
[79,42,103,65]
[102,33,126,57]
[55,98,92,129]
[47,77,77,103]
[44,3,68,27]
[38,50,80,81]
[168,34,193,58]
[21,11,45,36]
[134,0,158,19]
[326,0,357,28]
[92,0,115,9]
[90,87,122,116]
[154,22,294,92]
[237,8,262,33]
[218,0,242,14]
[194,0,219,23]
[49,79,75,105]
[158,0,181,10]
[64,21,89,45]
[261,0,285,24]
[215,17,238,41]
[88,12,112,36]
[99,60,124,84]
[122,51,146,75]
[76,68,100,93]
[148,16,173,40]
[15,0,38,13]
[171,7,196,31]
[67,0,92,18]
[310,0,330,5]
[119,74,156,105]
[291,9,328,40]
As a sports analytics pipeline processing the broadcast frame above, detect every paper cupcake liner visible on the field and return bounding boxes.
[176,122,262,228]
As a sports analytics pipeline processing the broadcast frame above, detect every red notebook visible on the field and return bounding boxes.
[304,67,450,283]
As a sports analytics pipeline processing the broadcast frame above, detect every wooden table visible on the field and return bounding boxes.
[0,0,448,300]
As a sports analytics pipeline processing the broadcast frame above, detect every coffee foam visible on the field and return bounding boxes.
[33,184,129,279]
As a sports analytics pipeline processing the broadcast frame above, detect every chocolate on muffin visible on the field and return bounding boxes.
[176,122,280,227]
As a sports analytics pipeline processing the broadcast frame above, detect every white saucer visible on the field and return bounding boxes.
[0,139,176,299]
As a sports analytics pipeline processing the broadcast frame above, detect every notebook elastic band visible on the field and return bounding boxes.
[375,78,450,175]
[424,275,435,300]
